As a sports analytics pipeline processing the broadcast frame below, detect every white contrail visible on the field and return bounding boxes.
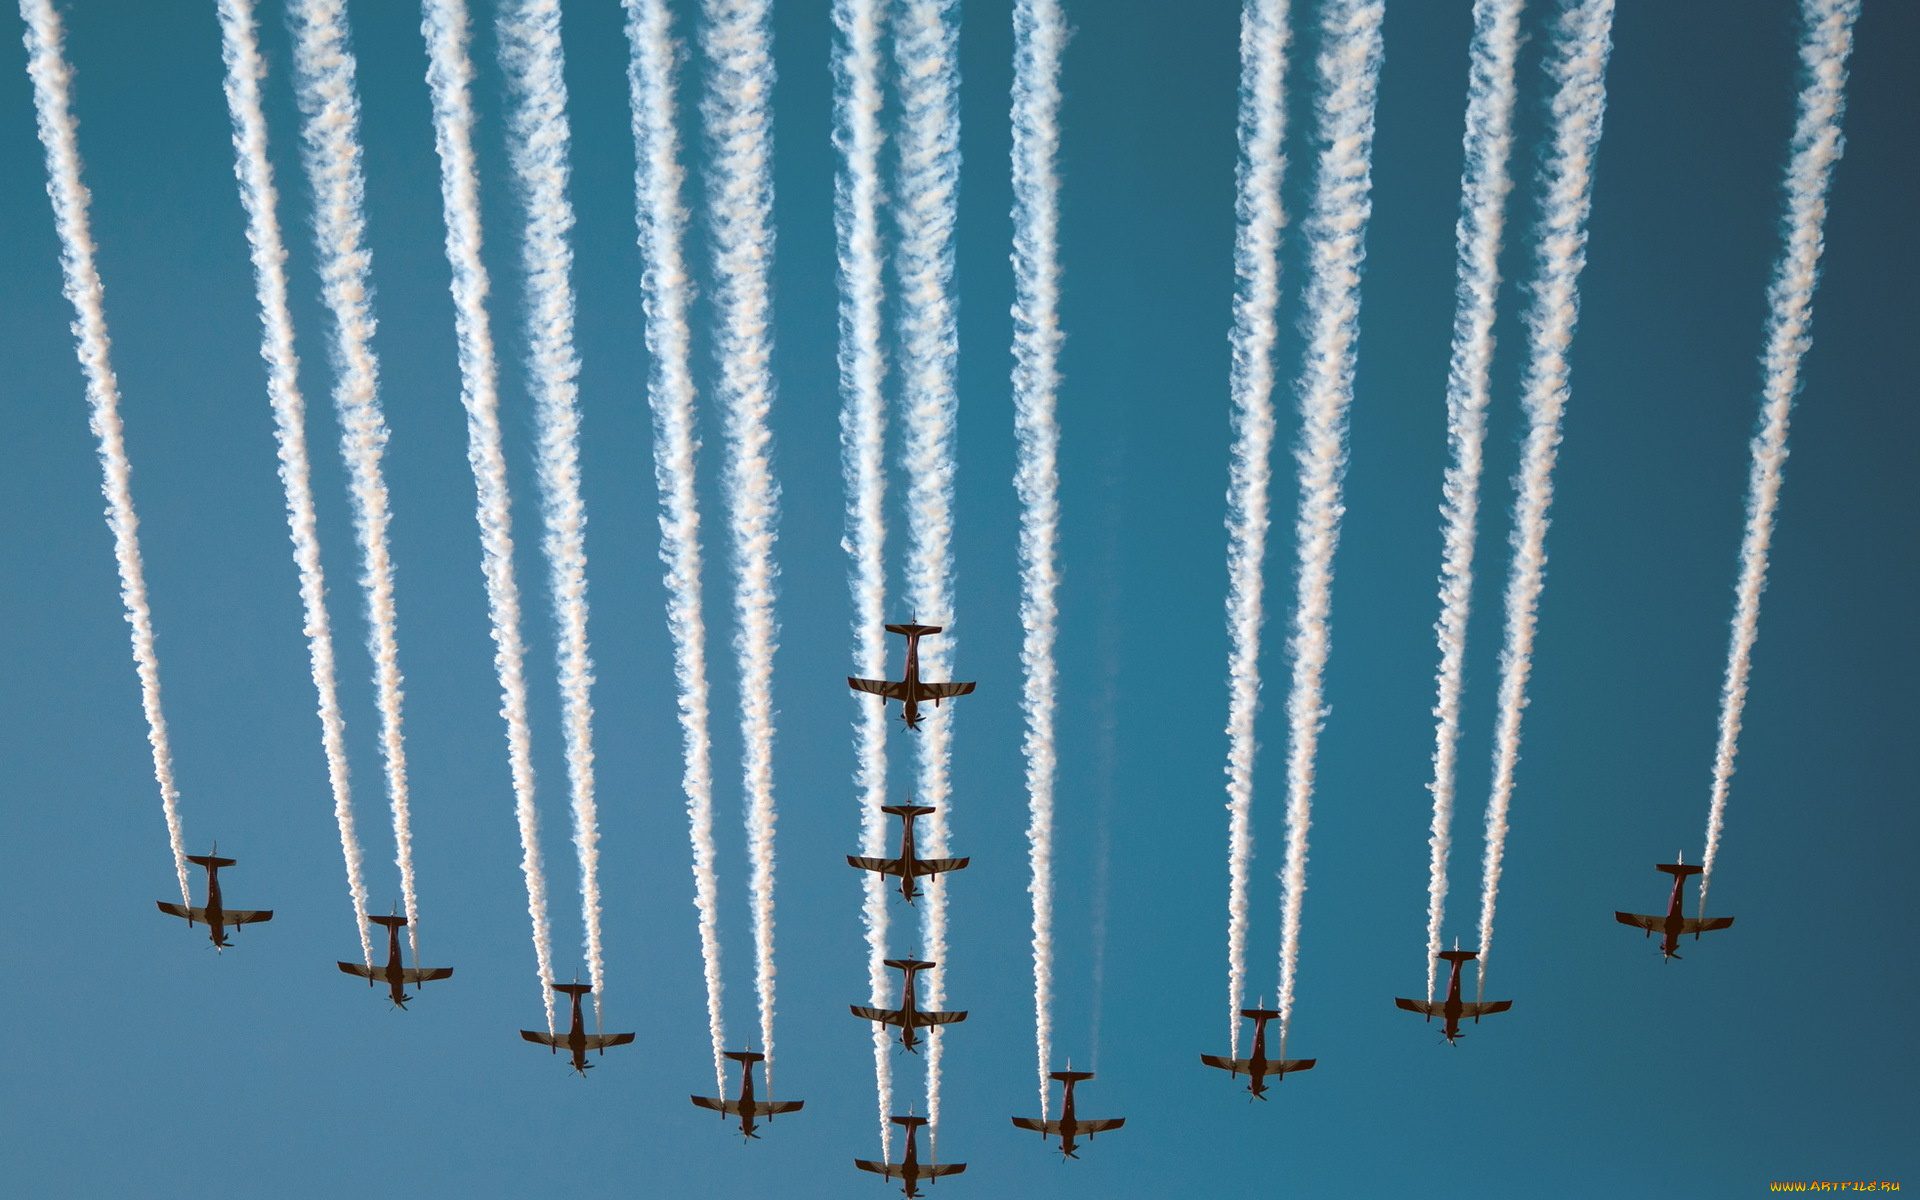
[499,0,607,1025]
[421,0,556,1033]
[215,0,371,968]
[288,0,419,973]
[1700,0,1858,913]
[623,0,727,1090]
[1421,0,1522,1004]
[21,0,193,911]
[1011,0,1066,1120]
[1274,0,1383,1051]
[1220,0,1291,1061]
[831,0,895,1157]
[702,0,784,1083]
[894,0,961,1143]
[1475,0,1615,999]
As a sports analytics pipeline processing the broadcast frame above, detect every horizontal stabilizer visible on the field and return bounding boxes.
[1462,1000,1512,1019]
[723,1049,766,1063]
[185,854,236,869]
[909,856,969,877]
[1011,1117,1059,1135]
[1437,949,1479,963]
[889,1114,930,1128]
[521,1030,564,1049]
[885,623,943,636]
[849,677,909,700]
[909,1010,967,1027]
[1239,1007,1281,1021]
[884,958,935,972]
[1050,1070,1095,1083]
[848,855,905,876]
[1394,998,1444,1017]
[881,804,936,818]
[1657,862,1705,877]
[550,982,593,996]
[366,914,407,929]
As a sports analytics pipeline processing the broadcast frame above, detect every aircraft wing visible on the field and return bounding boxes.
[156,902,199,921]
[915,681,976,700]
[1461,1001,1511,1019]
[755,1100,803,1116]
[1011,1118,1061,1135]
[854,1160,906,1180]
[909,856,969,877]
[1394,998,1446,1017]
[924,1164,966,1178]
[227,909,273,926]
[1080,1118,1126,1134]
[849,677,909,700]
[848,855,907,877]
[908,1009,968,1028]
[401,967,454,984]
[338,961,378,981]
[691,1095,734,1114]
[1679,916,1734,935]
[521,1030,565,1049]
[1200,1053,1247,1073]
[851,1005,906,1027]
[1614,911,1662,933]
[583,1033,635,1051]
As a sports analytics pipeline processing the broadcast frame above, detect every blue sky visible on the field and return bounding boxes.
[1,1,1913,1196]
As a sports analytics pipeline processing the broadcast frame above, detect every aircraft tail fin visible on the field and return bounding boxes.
[1050,1070,1095,1083]
[1437,949,1480,963]
[550,982,593,996]
[1657,862,1705,878]
[723,1049,766,1064]
[185,854,236,869]
[880,804,937,818]
[885,623,943,637]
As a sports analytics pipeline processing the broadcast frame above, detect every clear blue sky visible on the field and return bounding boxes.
[1,1,1913,1196]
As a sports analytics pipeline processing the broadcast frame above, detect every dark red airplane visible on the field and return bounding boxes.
[337,913,452,1008]
[520,981,635,1075]
[1200,1006,1316,1098]
[851,958,966,1053]
[1615,855,1735,960]
[156,848,271,950]
[1012,1068,1125,1159]
[854,1115,964,1197]
[1395,947,1512,1044]
[848,804,969,903]
[690,1049,803,1139]
[848,624,975,730]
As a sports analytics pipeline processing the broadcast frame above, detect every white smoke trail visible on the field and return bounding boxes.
[215,0,372,968]
[701,0,784,1083]
[288,0,419,975]
[1421,0,1522,1004]
[1220,0,1291,1061]
[20,0,193,911]
[1011,0,1065,1121]
[421,0,556,1033]
[1475,0,1615,999]
[1700,0,1858,913]
[894,0,961,1143]
[1274,0,1383,1051]
[623,0,727,1091]
[831,0,895,1157]
[499,0,607,1026]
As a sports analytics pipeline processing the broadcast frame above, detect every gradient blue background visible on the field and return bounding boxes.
[1,1,1913,1195]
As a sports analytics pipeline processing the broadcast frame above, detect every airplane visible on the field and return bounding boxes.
[854,1114,965,1197]
[1394,946,1512,1044]
[1615,854,1735,960]
[851,958,966,1053]
[847,623,976,731]
[520,981,635,1075]
[690,1049,803,1140]
[1200,1005,1316,1098]
[155,847,272,949]
[336,912,453,1008]
[848,804,969,903]
[1011,1068,1125,1159]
